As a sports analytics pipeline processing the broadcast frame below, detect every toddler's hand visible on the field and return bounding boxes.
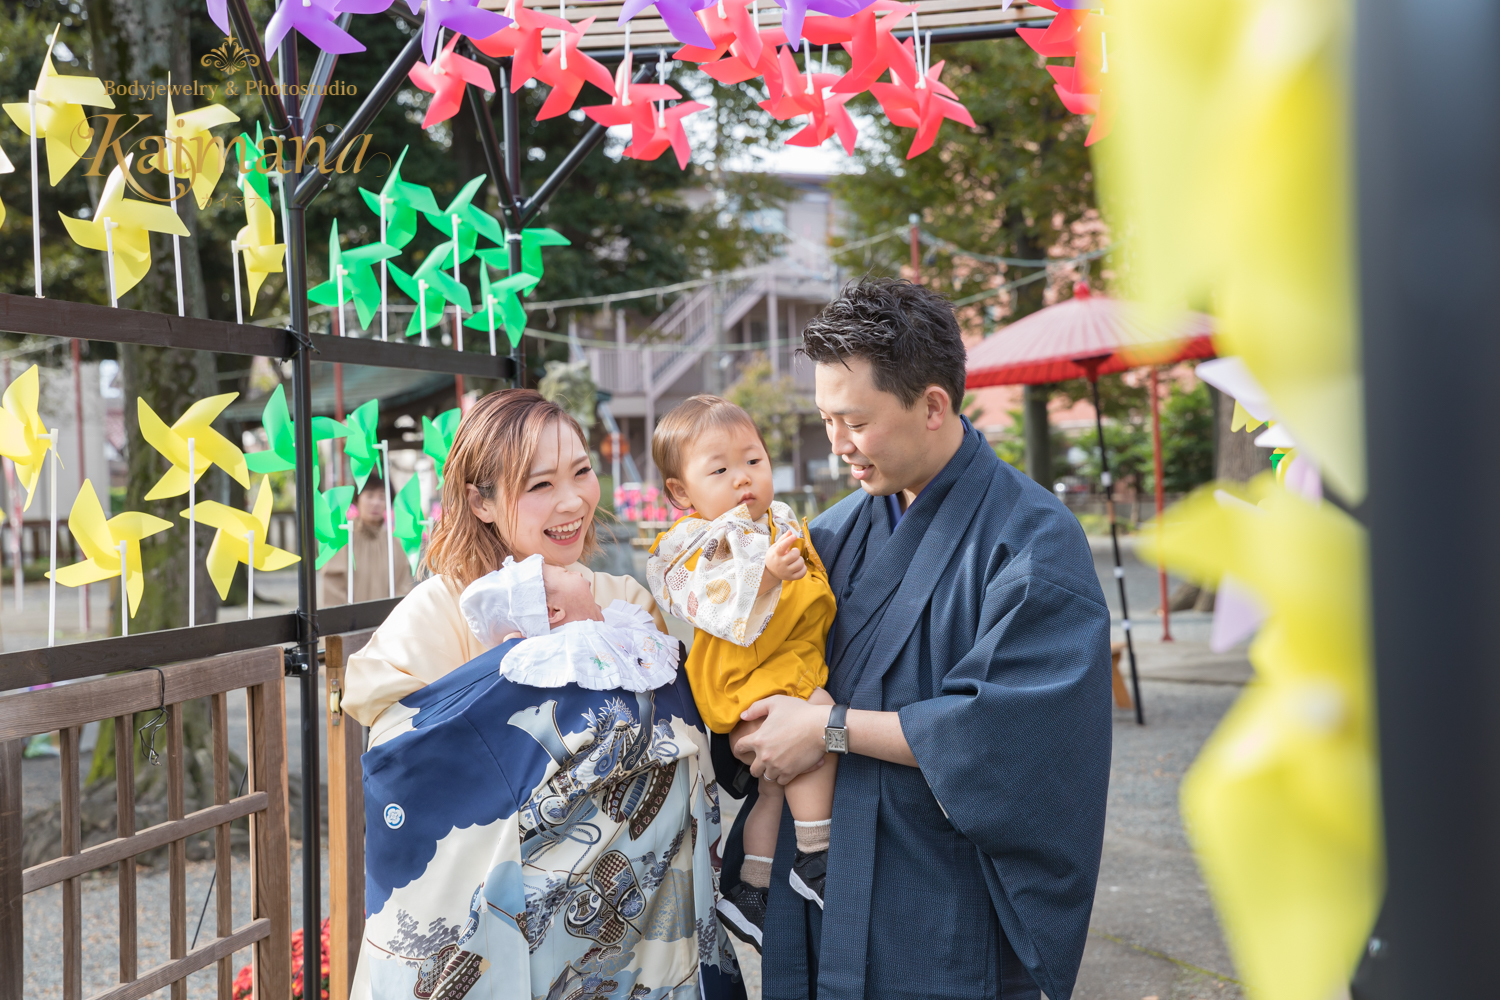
[764,531,808,583]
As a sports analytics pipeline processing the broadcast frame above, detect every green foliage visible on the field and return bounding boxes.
[1069,377,1215,494]
[830,40,1097,317]
[988,407,1078,478]
[1154,381,1215,492]
[725,354,801,461]
[538,359,597,430]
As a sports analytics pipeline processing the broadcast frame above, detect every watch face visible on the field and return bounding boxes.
[825,728,849,754]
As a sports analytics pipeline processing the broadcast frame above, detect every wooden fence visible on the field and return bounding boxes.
[0,648,291,1000]
[324,630,373,1000]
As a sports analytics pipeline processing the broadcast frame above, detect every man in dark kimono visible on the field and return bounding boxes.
[730,278,1112,1000]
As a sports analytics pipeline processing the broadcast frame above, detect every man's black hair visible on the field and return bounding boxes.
[798,277,967,412]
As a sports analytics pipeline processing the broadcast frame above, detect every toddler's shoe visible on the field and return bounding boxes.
[789,849,827,910]
[717,882,768,953]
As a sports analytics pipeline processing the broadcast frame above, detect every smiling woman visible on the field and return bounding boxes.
[341,389,668,736]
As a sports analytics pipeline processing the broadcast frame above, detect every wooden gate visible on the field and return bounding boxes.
[0,648,291,1000]
[324,629,374,1000]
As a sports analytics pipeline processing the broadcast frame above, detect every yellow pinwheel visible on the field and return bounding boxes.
[158,86,239,211]
[0,365,56,512]
[2,25,115,185]
[236,174,284,313]
[137,394,250,501]
[49,480,172,618]
[183,478,299,601]
[1144,476,1377,1000]
[59,153,189,299]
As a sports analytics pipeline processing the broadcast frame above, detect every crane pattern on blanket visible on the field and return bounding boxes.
[356,643,732,1000]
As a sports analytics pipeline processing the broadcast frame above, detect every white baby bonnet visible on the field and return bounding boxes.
[497,601,681,692]
[459,554,552,646]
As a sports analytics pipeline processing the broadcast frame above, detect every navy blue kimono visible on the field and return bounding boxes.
[745,420,1112,1000]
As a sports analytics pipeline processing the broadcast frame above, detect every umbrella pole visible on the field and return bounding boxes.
[1091,377,1144,724]
[1150,367,1172,642]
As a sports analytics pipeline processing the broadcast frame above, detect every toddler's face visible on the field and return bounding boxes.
[665,422,775,523]
[541,563,604,628]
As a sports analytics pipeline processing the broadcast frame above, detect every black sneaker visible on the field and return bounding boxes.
[717,882,767,953]
[789,850,827,910]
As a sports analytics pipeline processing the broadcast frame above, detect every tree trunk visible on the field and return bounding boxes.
[1213,384,1274,481]
[1023,384,1052,486]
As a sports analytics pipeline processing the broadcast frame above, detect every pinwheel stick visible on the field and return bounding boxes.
[103,218,119,309]
[118,539,127,637]
[46,430,57,647]
[488,295,497,356]
[418,279,429,348]
[344,520,354,605]
[451,217,464,354]
[336,265,346,338]
[188,437,196,628]
[28,92,40,299]
[379,196,390,342]
[246,529,255,620]
[380,440,394,598]
[231,240,244,325]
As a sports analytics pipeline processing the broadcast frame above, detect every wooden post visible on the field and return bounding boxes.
[248,661,292,1000]
[167,704,187,1000]
[114,713,137,985]
[326,631,373,1000]
[61,726,81,1000]
[1,739,22,1000]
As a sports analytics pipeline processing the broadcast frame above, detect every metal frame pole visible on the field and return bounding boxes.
[500,60,526,386]
[1090,376,1143,723]
[1358,0,1500,989]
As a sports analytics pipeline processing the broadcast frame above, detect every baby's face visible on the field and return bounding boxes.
[666,422,775,522]
[542,564,604,628]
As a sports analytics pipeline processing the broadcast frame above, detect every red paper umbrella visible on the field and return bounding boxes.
[965,284,1215,388]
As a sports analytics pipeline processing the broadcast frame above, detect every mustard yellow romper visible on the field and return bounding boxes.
[647,500,836,734]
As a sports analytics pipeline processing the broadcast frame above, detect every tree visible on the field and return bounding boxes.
[726,354,801,461]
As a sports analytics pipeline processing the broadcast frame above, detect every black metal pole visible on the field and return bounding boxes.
[500,60,525,386]
[299,12,352,140]
[225,0,289,132]
[276,15,322,987]
[1090,376,1143,724]
[1358,0,1500,990]
[469,83,519,229]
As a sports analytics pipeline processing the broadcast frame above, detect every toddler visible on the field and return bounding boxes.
[460,554,678,692]
[647,395,838,953]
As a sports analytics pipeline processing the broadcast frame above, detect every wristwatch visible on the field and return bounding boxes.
[824,703,850,754]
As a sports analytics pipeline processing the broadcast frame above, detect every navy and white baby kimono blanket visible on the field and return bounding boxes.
[354,639,735,1000]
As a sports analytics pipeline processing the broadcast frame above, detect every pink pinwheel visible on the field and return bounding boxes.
[401,0,513,63]
[759,46,856,154]
[584,58,705,169]
[473,0,574,91]
[1044,13,1113,144]
[1015,0,1088,58]
[617,0,716,51]
[671,0,745,63]
[266,0,366,55]
[693,11,786,93]
[867,49,974,158]
[831,0,918,94]
[533,16,616,119]
[771,0,871,50]
[409,32,497,128]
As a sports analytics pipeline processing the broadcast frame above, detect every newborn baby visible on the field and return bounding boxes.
[459,554,679,692]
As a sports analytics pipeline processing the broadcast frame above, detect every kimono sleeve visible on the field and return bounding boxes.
[649,509,780,646]
[897,561,1113,937]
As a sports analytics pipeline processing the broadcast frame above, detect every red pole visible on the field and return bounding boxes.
[1150,367,1172,642]
[71,339,89,633]
[909,213,921,282]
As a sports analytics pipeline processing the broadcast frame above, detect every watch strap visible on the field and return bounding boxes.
[827,703,849,731]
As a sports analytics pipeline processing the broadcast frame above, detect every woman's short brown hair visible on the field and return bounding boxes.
[652,395,763,509]
[425,389,598,589]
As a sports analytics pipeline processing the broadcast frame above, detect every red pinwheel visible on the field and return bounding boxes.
[671,0,745,62]
[831,0,919,95]
[472,0,574,90]
[868,45,975,158]
[1018,1,1114,145]
[1016,0,1088,58]
[759,46,856,154]
[408,33,497,128]
[583,56,706,169]
[533,16,617,119]
[691,9,785,94]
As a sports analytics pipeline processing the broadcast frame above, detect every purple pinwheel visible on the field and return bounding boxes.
[616,0,717,51]
[266,0,367,55]
[206,0,232,34]
[773,0,875,49]
[400,0,513,63]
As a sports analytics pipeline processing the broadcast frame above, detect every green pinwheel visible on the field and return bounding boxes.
[478,227,570,288]
[392,473,427,568]
[342,398,383,492]
[423,175,504,265]
[389,250,471,342]
[358,146,439,251]
[308,219,399,331]
[421,407,461,485]
[313,481,355,570]
[464,263,539,350]
[244,384,348,475]
[232,123,273,208]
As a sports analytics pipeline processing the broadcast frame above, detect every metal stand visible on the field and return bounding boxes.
[1090,376,1143,724]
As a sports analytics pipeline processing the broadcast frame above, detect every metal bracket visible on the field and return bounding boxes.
[283,645,313,676]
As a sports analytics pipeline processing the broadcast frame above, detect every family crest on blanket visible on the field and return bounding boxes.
[354,559,734,1000]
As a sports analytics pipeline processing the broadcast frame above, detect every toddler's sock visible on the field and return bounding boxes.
[741,855,774,889]
[793,819,831,854]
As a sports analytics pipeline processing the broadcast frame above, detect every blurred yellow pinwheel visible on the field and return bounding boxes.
[48,480,172,618]
[1144,475,1378,1000]
[59,153,190,299]
[237,175,284,313]
[157,88,239,211]
[183,478,299,601]
[0,364,56,512]
[0,139,13,228]
[138,394,250,501]
[2,25,115,185]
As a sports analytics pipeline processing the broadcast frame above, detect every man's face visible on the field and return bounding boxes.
[356,487,387,528]
[815,356,936,497]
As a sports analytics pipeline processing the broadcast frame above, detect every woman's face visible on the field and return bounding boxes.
[467,419,599,566]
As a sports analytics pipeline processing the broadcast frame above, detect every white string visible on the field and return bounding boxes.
[381,442,394,598]
[188,437,195,628]
[118,539,127,637]
[246,530,255,620]
[29,92,41,299]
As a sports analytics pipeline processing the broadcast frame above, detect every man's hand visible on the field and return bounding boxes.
[759,532,808,596]
[737,695,830,784]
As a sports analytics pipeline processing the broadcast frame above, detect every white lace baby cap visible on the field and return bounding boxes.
[459,553,552,647]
